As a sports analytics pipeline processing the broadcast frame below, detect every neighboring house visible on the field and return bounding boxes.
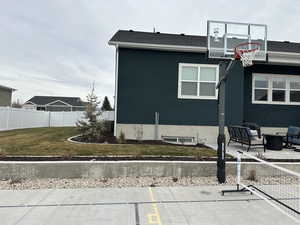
[0,85,16,107]
[109,30,300,142]
[23,96,86,111]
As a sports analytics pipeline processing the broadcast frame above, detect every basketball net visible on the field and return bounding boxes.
[240,51,258,67]
[235,43,261,67]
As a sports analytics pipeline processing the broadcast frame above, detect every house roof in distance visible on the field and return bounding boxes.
[25,96,85,107]
[109,30,300,54]
[0,84,16,91]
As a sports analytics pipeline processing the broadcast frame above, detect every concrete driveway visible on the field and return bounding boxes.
[0,185,298,225]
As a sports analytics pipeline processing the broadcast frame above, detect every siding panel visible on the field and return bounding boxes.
[244,64,300,127]
[117,48,244,126]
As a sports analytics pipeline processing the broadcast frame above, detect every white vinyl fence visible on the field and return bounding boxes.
[0,107,114,131]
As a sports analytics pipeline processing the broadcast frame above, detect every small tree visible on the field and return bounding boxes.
[76,85,111,142]
[101,96,112,111]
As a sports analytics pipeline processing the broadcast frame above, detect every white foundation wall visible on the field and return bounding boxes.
[260,127,288,135]
[117,124,220,144]
[116,123,289,144]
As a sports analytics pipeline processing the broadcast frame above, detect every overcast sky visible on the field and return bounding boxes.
[0,0,299,104]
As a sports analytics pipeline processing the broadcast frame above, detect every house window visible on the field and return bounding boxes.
[272,77,286,102]
[178,63,219,99]
[252,73,300,105]
[253,76,268,102]
[290,80,300,103]
[37,106,46,111]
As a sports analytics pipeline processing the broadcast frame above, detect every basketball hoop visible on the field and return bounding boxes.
[234,42,262,67]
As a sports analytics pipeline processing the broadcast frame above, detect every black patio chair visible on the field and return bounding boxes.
[243,122,261,138]
[227,125,265,152]
[282,126,300,148]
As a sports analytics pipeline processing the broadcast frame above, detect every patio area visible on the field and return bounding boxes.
[208,142,300,160]
[206,125,300,160]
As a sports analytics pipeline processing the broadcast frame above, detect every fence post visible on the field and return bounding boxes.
[48,111,51,127]
[6,107,10,130]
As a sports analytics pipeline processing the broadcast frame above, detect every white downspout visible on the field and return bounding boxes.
[114,45,119,137]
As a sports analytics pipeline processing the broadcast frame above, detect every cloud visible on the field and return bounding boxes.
[0,0,299,104]
[0,0,115,103]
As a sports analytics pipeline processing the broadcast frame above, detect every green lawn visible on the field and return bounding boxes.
[0,127,217,157]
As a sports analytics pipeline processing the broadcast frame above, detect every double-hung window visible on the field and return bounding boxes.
[178,63,219,99]
[253,76,269,102]
[290,80,300,103]
[252,73,300,105]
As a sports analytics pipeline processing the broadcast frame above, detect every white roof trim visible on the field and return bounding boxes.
[268,51,300,56]
[109,41,300,65]
[46,100,72,106]
[24,101,36,105]
[268,51,300,65]
[108,41,207,53]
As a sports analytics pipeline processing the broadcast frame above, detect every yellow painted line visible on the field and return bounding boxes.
[149,187,156,201]
[147,187,163,225]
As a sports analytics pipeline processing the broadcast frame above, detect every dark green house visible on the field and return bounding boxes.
[109,30,300,143]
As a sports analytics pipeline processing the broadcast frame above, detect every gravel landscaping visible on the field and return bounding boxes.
[0,176,238,190]
[0,175,296,190]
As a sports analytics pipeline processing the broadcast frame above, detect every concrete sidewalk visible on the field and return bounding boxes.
[0,185,298,225]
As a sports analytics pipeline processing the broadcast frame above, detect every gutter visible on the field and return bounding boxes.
[268,51,300,56]
[268,51,300,65]
[108,41,207,53]
[109,41,300,65]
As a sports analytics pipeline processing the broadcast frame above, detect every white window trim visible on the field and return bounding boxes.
[46,100,72,106]
[252,73,300,105]
[178,63,219,100]
[24,101,36,105]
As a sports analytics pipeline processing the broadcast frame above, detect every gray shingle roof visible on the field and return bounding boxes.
[110,30,207,47]
[26,96,85,107]
[109,30,300,53]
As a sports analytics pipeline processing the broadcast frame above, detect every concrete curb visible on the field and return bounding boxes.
[67,134,91,144]
[67,135,119,145]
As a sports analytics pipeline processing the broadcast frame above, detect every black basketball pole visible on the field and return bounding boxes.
[216,59,237,183]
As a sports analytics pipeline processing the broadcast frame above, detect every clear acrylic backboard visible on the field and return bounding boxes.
[207,20,267,61]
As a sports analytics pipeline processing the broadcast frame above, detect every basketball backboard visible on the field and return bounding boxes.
[207,20,267,61]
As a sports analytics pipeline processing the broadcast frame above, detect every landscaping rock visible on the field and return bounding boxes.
[0,176,234,190]
[0,175,293,190]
